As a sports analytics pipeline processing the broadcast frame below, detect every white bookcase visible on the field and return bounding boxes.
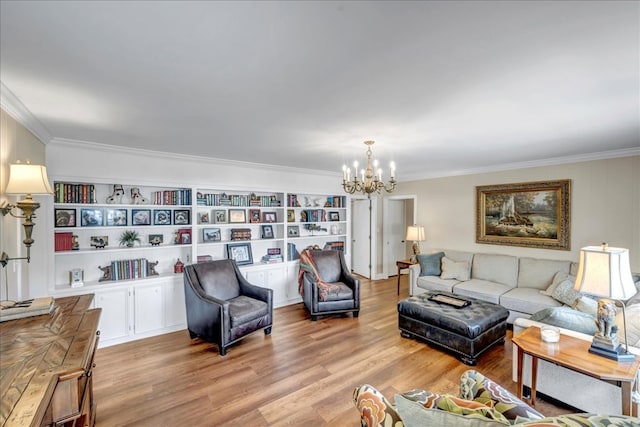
[49,179,350,347]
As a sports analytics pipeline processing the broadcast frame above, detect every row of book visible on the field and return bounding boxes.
[55,232,75,251]
[324,241,345,251]
[287,194,346,208]
[197,193,281,207]
[54,182,97,204]
[102,258,157,281]
[150,190,192,206]
[300,209,327,222]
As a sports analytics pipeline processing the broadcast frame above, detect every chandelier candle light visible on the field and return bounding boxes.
[342,141,396,196]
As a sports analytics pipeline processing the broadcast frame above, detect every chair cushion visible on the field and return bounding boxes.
[322,282,353,301]
[228,295,269,327]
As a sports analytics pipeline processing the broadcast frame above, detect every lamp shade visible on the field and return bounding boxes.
[573,246,636,300]
[406,226,425,242]
[5,164,53,195]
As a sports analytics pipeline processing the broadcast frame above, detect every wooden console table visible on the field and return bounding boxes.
[396,259,417,295]
[512,326,639,417]
[0,294,101,427]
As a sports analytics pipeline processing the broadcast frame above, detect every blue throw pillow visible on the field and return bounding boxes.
[417,252,445,277]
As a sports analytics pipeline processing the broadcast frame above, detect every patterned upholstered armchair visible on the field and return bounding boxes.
[300,249,360,321]
[184,259,273,355]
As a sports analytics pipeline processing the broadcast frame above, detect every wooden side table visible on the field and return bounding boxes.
[396,259,417,295]
[512,326,639,416]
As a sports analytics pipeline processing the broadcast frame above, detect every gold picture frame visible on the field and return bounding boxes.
[476,180,571,250]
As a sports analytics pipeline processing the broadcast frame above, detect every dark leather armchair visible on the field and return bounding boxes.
[301,250,360,321]
[184,259,273,355]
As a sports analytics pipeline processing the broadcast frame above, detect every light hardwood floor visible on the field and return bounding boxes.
[93,274,573,426]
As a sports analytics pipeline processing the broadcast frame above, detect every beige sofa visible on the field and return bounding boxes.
[408,249,575,323]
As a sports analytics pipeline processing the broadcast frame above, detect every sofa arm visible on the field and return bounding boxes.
[408,264,421,296]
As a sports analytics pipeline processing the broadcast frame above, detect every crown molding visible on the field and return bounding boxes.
[399,147,640,182]
[0,81,53,144]
[48,138,340,178]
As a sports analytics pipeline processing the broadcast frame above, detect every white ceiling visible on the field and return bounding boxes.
[1,1,638,181]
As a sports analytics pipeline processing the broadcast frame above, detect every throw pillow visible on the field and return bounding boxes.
[417,252,445,276]
[394,394,510,427]
[572,295,598,316]
[529,307,597,335]
[551,278,581,306]
[540,271,572,296]
[440,257,471,281]
[615,303,640,347]
[353,384,403,427]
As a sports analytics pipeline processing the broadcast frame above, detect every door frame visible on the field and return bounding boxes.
[381,194,418,278]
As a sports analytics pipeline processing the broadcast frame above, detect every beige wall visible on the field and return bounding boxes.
[0,108,48,300]
[397,156,640,271]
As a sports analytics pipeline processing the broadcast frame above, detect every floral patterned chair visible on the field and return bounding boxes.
[353,370,638,426]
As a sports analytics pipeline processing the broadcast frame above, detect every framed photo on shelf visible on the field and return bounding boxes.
[249,209,261,223]
[213,210,227,224]
[132,209,151,225]
[174,209,191,225]
[262,211,277,223]
[287,209,295,223]
[106,209,127,226]
[203,228,221,242]
[261,225,274,239]
[153,209,171,225]
[176,228,192,245]
[80,209,103,227]
[199,211,210,224]
[328,211,340,221]
[226,242,253,266]
[90,235,108,249]
[148,234,163,246]
[288,225,300,237]
[229,209,246,223]
[55,208,76,227]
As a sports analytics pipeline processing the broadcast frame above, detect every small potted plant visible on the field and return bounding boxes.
[119,230,141,247]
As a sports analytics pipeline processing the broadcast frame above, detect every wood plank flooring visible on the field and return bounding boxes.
[93,275,574,426]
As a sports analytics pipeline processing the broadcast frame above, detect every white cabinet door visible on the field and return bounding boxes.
[245,269,266,287]
[267,267,287,307]
[164,278,186,328]
[286,263,302,301]
[94,287,132,342]
[134,285,164,334]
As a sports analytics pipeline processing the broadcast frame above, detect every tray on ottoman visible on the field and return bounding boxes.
[398,291,508,365]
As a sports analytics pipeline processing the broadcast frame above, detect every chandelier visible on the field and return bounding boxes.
[342,140,396,196]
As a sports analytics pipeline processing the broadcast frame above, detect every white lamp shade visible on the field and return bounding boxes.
[406,226,425,242]
[573,246,636,300]
[5,164,53,195]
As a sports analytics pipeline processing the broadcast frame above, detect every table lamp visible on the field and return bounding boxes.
[573,243,636,362]
[406,225,425,262]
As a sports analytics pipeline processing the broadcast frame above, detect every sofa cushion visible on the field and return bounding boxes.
[517,258,571,290]
[453,279,512,304]
[616,303,640,347]
[395,394,510,427]
[551,279,581,306]
[441,257,471,281]
[416,275,460,293]
[529,307,597,335]
[500,288,561,316]
[472,254,518,288]
[417,252,445,276]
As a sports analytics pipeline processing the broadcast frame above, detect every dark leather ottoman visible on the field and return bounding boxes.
[398,291,508,365]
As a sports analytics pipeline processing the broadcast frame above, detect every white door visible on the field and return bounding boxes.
[351,198,371,278]
[386,199,407,274]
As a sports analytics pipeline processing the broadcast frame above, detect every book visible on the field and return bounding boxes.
[0,297,55,322]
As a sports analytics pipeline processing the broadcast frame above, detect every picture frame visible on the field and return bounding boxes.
[288,225,300,237]
[174,209,191,225]
[261,225,274,239]
[90,235,108,249]
[176,228,192,245]
[228,209,246,223]
[328,211,340,221]
[287,209,295,223]
[203,227,221,242]
[148,234,163,246]
[226,242,253,266]
[199,211,210,224]
[153,209,172,225]
[213,210,228,224]
[80,209,103,227]
[476,180,571,250]
[106,209,127,226]
[55,208,76,227]
[262,211,277,223]
[132,209,151,226]
[249,209,261,223]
